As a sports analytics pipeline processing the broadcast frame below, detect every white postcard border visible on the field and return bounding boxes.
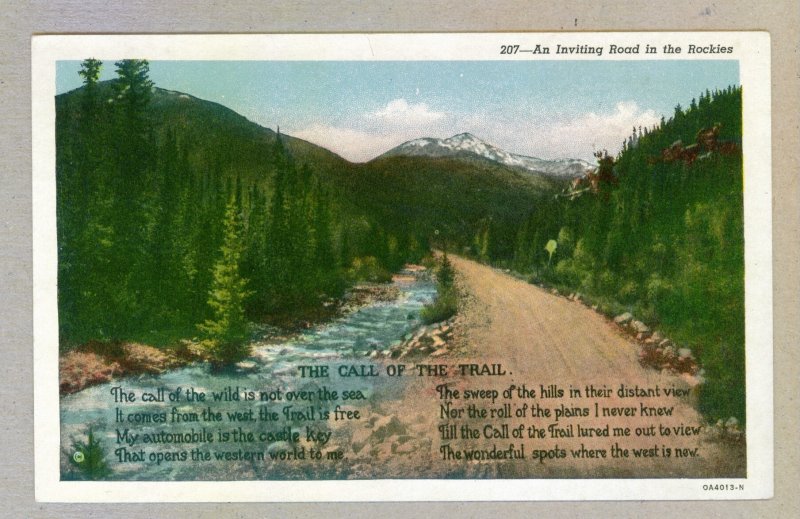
[33,32,772,502]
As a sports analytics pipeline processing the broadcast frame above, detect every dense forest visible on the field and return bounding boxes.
[57,59,745,421]
[482,86,745,422]
[56,59,426,361]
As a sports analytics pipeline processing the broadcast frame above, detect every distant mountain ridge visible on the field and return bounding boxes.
[379,132,593,179]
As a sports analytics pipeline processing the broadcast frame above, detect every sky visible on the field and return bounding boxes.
[57,60,739,163]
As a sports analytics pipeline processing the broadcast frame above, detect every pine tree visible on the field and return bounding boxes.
[197,199,253,364]
[438,251,455,289]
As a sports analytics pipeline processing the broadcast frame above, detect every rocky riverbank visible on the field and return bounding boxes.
[59,279,407,396]
[366,316,459,360]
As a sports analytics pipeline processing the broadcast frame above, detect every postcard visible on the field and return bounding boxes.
[33,32,772,501]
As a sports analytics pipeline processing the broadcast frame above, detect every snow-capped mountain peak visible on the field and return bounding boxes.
[379,133,593,179]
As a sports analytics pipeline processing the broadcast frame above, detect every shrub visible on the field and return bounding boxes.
[420,254,459,324]
[69,427,111,480]
[348,256,392,283]
[421,288,458,324]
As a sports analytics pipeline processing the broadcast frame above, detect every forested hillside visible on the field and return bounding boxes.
[56,59,425,352]
[56,60,746,421]
[333,155,561,260]
[56,59,562,352]
[504,86,745,421]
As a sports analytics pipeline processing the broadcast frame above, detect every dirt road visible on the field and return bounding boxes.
[366,255,745,478]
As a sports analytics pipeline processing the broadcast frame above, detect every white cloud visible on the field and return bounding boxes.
[292,99,451,162]
[370,98,444,126]
[293,101,663,164]
[527,102,661,160]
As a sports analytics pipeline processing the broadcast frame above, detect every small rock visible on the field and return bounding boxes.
[680,372,702,388]
[614,312,633,325]
[372,416,406,441]
[394,442,417,455]
[235,361,258,372]
[630,320,651,334]
[350,427,373,454]
[678,348,693,359]
[396,435,414,444]
[267,441,292,454]
[725,417,739,429]
[370,442,394,459]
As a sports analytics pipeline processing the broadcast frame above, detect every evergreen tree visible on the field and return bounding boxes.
[197,199,253,364]
[438,251,455,289]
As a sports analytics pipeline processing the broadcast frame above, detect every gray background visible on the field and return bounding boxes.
[2,1,798,517]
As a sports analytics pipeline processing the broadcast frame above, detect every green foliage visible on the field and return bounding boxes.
[347,256,392,283]
[437,252,455,289]
[510,86,745,422]
[544,239,557,266]
[421,254,458,324]
[68,427,111,480]
[420,289,458,324]
[197,200,253,364]
[113,59,154,113]
[330,154,558,262]
[56,65,425,348]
